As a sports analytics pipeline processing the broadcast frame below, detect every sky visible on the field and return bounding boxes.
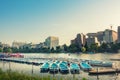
[0,0,120,45]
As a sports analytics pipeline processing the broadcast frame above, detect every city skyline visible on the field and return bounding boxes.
[0,0,120,45]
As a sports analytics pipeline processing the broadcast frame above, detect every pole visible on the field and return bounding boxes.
[97,67,99,80]
[32,62,33,74]
[2,58,4,68]
[9,61,11,71]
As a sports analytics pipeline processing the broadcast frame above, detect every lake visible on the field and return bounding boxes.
[0,53,120,80]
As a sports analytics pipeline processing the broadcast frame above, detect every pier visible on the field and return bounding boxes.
[89,68,120,75]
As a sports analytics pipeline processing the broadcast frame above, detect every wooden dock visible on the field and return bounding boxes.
[89,68,120,75]
[110,58,120,61]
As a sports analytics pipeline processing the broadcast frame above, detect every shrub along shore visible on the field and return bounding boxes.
[0,68,87,80]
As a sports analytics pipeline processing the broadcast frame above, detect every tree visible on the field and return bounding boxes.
[68,44,78,53]
[3,47,12,53]
[81,47,86,53]
[51,47,55,53]
[56,46,62,53]
[84,41,88,52]
[89,43,99,52]
[0,48,3,52]
[63,44,68,52]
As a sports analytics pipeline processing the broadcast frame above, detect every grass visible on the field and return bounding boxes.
[0,68,87,80]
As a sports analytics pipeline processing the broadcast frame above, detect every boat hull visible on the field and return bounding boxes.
[70,69,80,74]
[40,68,49,73]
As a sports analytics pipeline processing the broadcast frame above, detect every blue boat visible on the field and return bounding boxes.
[80,62,92,71]
[59,62,69,74]
[40,62,49,72]
[70,63,80,74]
[49,63,59,73]
[55,60,60,65]
[61,61,68,66]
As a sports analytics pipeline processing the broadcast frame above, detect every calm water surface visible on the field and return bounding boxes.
[0,53,120,80]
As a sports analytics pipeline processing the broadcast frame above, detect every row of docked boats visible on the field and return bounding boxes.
[40,60,93,74]
[40,59,114,74]
[40,61,69,74]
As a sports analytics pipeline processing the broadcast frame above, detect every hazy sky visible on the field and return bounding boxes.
[0,0,120,45]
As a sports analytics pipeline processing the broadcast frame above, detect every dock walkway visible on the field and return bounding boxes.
[89,68,120,75]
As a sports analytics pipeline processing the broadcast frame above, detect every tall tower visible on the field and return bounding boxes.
[71,33,86,48]
[118,26,120,43]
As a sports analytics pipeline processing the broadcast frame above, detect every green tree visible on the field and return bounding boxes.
[68,44,78,53]
[89,43,99,52]
[84,41,88,52]
[81,47,86,53]
[3,47,12,53]
[56,46,62,53]
[0,48,3,52]
[51,47,55,53]
[62,44,68,52]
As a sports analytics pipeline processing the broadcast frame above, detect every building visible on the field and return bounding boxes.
[86,37,100,46]
[36,42,45,48]
[0,42,10,48]
[71,33,86,48]
[103,29,117,43]
[87,33,97,38]
[96,31,104,44]
[45,36,59,49]
[118,26,120,43]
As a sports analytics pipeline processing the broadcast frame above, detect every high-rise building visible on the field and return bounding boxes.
[71,33,86,47]
[86,37,100,46]
[96,31,104,44]
[118,26,120,43]
[87,33,97,38]
[103,29,117,43]
[45,36,59,49]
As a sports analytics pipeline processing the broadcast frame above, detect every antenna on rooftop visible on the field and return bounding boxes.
[110,24,113,30]
[110,26,112,30]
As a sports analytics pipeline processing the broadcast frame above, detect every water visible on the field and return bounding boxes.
[0,53,120,80]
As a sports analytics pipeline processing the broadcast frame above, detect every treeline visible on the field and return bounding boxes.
[0,43,120,53]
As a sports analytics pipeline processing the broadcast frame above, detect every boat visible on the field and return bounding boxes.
[61,61,68,66]
[80,62,92,71]
[0,53,8,58]
[9,53,24,58]
[55,60,60,65]
[49,63,59,73]
[88,60,113,67]
[59,62,69,74]
[70,63,80,74]
[40,62,50,72]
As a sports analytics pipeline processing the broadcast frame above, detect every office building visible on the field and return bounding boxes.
[71,33,86,47]
[103,29,117,43]
[45,36,59,49]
